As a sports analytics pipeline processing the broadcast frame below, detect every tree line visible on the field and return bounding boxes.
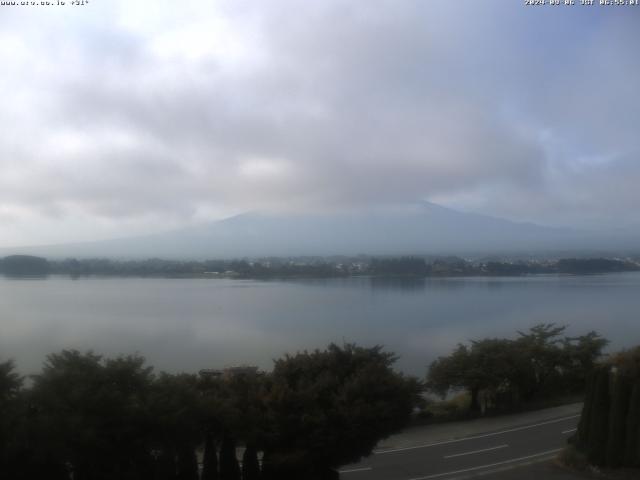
[1,326,615,478]
[0,344,420,480]
[1,254,639,278]
[370,257,640,276]
[426,324,608,414]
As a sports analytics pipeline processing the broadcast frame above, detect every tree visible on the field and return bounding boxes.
[28,350,156,479]
[214,369,269,448]
[201,432,219,480]
[428,339,524,413]
[262,344,421,478]
[561,331,609,391]
[30,350,106,478]
[514,323,567,400]
[586,367,611,466]
[242,445,261,480]
[428,343,482,413]
[624,383,640,467]
[606,373,632,467]
[0,359,22,402]
[369,257,428,276]
[556,258,638,274]
[219,434,241,480]
[427,344,472,398]
[148,372,203,479]
[199,368,267,479]
[177,444,199,480]
[573,346,640,469]
[427,325,608,415]
[618,347,640,467]
[0,255,50,275]
[0,360,24,478]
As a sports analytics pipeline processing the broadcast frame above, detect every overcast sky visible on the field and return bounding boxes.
[0,0,638,247]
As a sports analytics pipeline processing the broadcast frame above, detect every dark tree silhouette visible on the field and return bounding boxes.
[0,255,50,275]
[242,444,261,480]
[428,325,608,414]
[573,347,640,469]
[202,432,219,480]
[262,343,420,478]
[219,434,241,480]
[177,445,199,480]
[2,343,419,479]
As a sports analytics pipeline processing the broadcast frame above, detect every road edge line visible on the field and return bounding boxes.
[375,415,579,454]
[407,448,563,480]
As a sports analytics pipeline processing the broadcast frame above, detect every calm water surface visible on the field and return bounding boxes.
[1,273,639,376]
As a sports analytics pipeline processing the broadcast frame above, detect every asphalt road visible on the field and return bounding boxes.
[339,413,580,480]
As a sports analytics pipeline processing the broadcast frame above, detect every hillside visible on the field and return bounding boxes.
[0,203,634,259]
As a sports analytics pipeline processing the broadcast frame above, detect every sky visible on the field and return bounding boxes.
[0,0,639,247]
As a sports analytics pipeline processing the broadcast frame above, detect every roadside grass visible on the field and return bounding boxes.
[557,445,589,471]
[556,446,640,480]
[413,392,473,424]
[412,392,584,426]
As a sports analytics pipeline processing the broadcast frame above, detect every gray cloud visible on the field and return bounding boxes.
[0,0,638,245]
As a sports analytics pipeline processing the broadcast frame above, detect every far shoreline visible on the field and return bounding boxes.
[3,270,640,282]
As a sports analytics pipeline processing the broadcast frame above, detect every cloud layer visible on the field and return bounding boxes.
[0,1,639,245]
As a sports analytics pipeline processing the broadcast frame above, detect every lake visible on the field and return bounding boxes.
[1,273,640,377]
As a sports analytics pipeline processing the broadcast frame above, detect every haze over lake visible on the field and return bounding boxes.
[2,273,639,377]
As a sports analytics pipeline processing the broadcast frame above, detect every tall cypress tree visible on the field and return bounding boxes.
[260,451,275,480]
[574,372,596,450]
[242,445,261,480]
[219,434,241,480]
[176,445,199,480]
[624,382,640,467]
[202,433,219,480]
[157,449,178,480]
[605,373,632,467]
[587,367,611,466]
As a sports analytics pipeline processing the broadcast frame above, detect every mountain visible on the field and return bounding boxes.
[1,202,636,259]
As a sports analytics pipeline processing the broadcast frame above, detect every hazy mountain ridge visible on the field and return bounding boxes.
[1,202,637,259]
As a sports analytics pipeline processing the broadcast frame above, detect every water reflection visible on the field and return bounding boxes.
[369,276,426,292]
[1,274,50,281]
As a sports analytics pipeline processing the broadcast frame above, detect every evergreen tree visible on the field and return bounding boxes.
[242,445,261,480]
[0,360,23,477]
[624,382,640,467]
[605,374,632,467]
[202,432,219,480]
[586,367,611,466]
[219,434,241,480]
[260,452,275,480]
[562,332,609,391]
[574,372,596,450]
[176,445,199,480]
[263,344,420,476]
[157,449,178,480]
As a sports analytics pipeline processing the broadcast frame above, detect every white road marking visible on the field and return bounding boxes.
[375,415,580,455]
[443,444,508,459]
[339,467,373,474]
[562,428,577,434]
[408,448,563,480]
